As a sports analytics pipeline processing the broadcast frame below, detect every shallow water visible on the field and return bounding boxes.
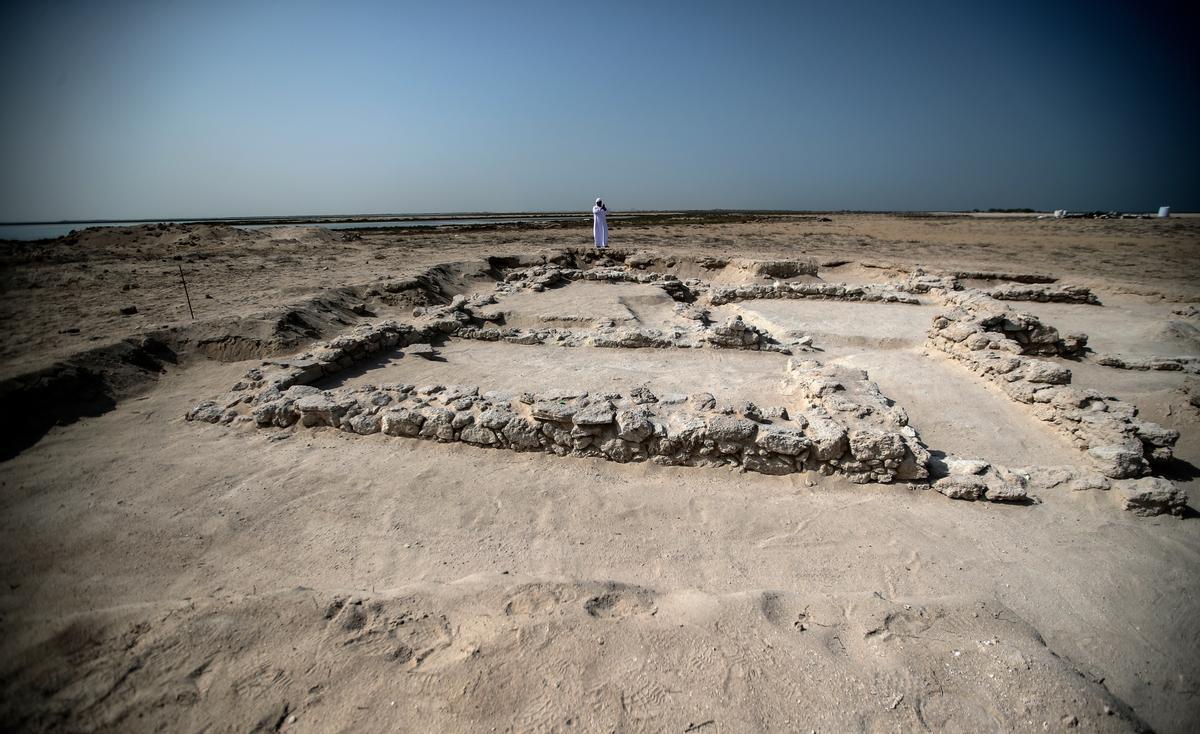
[0,220,169,240]
[0,216,584,241]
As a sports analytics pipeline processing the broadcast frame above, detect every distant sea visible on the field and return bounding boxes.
[0,216,582,241]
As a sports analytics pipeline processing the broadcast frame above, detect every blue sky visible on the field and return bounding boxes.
[0,0,1196,220]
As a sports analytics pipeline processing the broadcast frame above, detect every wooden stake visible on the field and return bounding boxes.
[178,264,195,320]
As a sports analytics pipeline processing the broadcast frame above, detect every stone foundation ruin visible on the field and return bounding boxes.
[928,291,1178,480]
[187,250,1190,517]
[187,318,928,485]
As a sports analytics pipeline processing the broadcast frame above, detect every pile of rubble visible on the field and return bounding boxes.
[703,315,774,349]
[928,293,1179,481]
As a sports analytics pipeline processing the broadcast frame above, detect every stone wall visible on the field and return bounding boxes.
[496,264,695,301]
[453,316,798,353]
[181,256,1188,514]
[927,294,1178,479]
[949,270,1057,284]
[935,292,1088,357]
[779,359,931,485]
[744,259,819,279]
[897,268,1094,305]
[186,320,436,424]
[708,282,918,306]
[421,292,801,354]
[1093,354,1200,374]
[986,283,1100,305]
[186,322,932,486]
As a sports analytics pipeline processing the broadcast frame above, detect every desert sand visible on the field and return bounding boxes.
[1,213,1198,732]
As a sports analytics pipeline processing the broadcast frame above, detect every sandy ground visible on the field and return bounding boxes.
[2,214,1199,732]
[2,213,1198,380]
[322,341,796,407]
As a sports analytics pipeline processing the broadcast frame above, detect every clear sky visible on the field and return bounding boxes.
[1,0,1197,220]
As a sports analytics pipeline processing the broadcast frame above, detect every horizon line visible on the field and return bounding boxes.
[2,207,1182,226]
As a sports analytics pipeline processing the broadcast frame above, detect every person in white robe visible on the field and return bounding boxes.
[592,198,609,248]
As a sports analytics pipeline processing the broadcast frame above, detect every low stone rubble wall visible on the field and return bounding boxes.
[1119,477,1190,516]
[453,315,798,353]
[545,251,819,282]
[928,293,1179,480]
[1092,354,1200,374]
[779,359,932,486]
[185,320,437,425]
[950,270,1057,284]
[743,259,819,279]
[897,269,1094,305]
[186,322,932,485]
[496,264,696,301]
[928,456,1188,514]
[180,256,1188,515]
[930,457,1109,504]
[986,283,1100,305]
[931,461,1033,503]
[900,271,960,293]
[935,292,1088,356]
[419,292,802,354]
[708,282,919,306]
